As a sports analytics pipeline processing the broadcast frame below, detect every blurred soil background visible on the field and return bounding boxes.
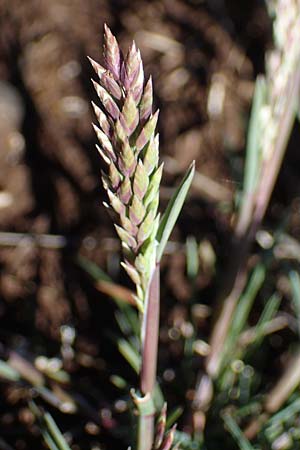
[1,0,299,449]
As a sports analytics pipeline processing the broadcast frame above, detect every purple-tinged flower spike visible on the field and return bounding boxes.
[90,25,162,312]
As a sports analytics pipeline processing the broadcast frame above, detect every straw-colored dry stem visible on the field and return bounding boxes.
[206,0,300,379]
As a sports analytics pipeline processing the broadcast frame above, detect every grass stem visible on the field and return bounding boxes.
[138,264,160,450]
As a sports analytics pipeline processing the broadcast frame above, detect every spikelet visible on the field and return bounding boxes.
[260,0,300,160]
[90,25,161,311]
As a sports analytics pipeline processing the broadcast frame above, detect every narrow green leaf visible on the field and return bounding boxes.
[43,432,61,450]
[110,374,128,389]
[30,402,71,450]
[228,264,265,342]
[156,161,195,262]
[117,338,141,373]
[34,386,76,413]
[256,293,281,327]
[44,413,71,450]
[0,360,20,381]
[153,383,165,411]
[165,406,184,429]
[222,413,255,450]
[253,293,281,345]
[221,264,265,370]
[267,397,300,426]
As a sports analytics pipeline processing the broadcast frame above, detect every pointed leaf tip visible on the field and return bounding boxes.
[156,161,195,262]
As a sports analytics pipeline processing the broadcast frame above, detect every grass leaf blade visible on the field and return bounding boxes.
[43,413,71,450]
[118,338,141,373]
[30,402,71,450]
[222,413,255,450]
[156,161,195,262]
[0,360,20,381]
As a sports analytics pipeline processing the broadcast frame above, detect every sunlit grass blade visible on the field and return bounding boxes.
[253,292,281,346]
[222,412,255,450]
[266,397,300,428]
[156,161,195,262]
[236,76,267,237]
[34,386,76,414]
[228,264,265,340]
[30,402,72,450]
[110,374,128,389]
[221,264,266,370]
[165,406,184,429]
[256,292,281,326]
[0,360,20,381]
[97,279,136,306]
[43,433,60,450]
[264,397,300,445]
[264,351,300,414]
[44,413,72,450]
[118,338,141,373]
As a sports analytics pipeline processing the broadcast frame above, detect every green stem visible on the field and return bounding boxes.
[137,414,155,450]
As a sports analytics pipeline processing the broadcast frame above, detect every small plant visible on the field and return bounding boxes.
[89,24,194,450]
